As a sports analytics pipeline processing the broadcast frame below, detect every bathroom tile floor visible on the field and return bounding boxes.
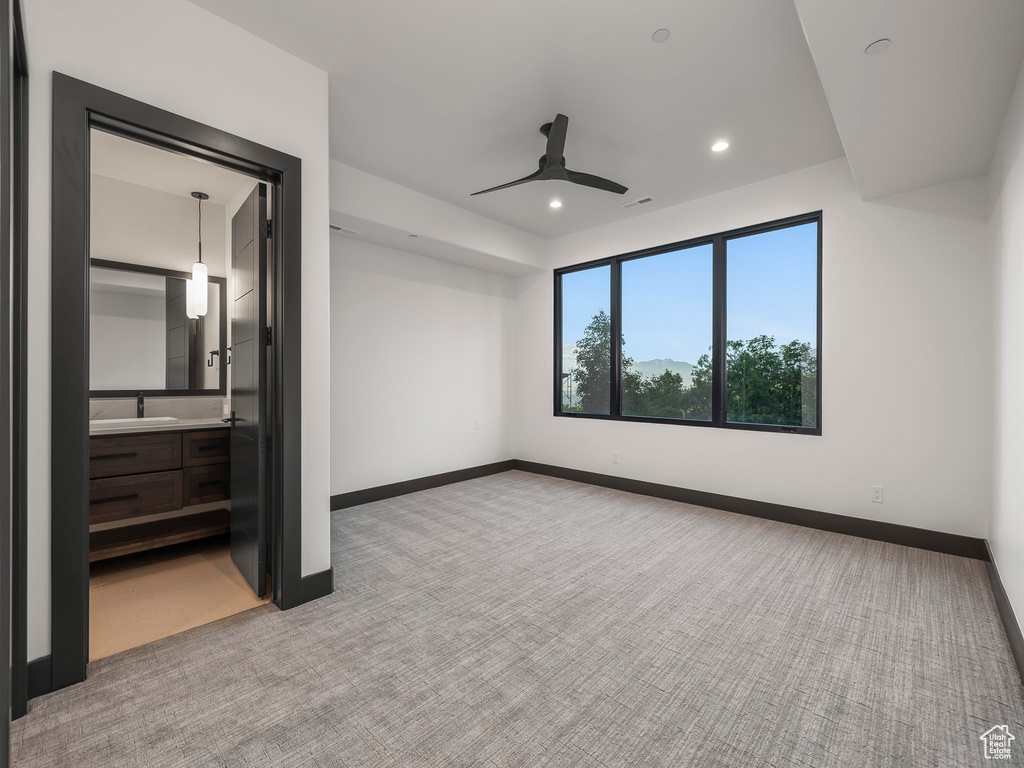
[89,534,269,660]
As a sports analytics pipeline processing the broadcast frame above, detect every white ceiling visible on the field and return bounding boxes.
[187,0,845,239]
[90,267,165,297]
[793,0,1024,200]
[186,0,1024,237]
[330,214,542,278]
[90,129,257,206]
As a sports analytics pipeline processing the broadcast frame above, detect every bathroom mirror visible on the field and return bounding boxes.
[89,259,227,397]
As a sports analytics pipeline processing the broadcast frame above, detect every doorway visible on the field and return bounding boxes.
[49,74,303,691]
[85,131,274,660]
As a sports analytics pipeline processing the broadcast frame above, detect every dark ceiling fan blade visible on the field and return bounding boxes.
[470,169,543,196]
[545,114,569,167]
[565,169,628,195]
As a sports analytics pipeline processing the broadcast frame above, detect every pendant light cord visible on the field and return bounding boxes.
[197,196,203,264]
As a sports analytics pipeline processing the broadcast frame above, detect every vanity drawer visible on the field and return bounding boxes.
[89,470,183,524]
[183,429,230,466]
[89,433,183,479]
[183,464,230,505]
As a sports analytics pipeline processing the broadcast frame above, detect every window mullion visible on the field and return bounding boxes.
[553,271,563,417]
[712,236,726,427]
[610,259,622,418]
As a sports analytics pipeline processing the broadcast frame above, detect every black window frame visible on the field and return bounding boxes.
[553,211,822,436]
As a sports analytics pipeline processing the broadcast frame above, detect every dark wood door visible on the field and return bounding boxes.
[229,184,268,597]
[165,277,189,388]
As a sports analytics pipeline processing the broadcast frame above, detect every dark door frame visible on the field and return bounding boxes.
[4,0,28,742]
[50,73,303,692]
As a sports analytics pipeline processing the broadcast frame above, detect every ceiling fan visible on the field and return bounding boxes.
[471,113,628,197]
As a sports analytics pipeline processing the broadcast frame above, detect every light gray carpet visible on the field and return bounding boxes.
[12,470,1024,767]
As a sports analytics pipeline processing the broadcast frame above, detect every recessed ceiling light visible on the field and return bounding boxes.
[864,38,891,55]
[549,200,563,209]
[711,140,729,153]
[652,28,670,43]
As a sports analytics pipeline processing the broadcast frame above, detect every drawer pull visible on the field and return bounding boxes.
[198,480,223,489]
[91,493,139,505]
[196,444,223,452]
[96,452,138,461]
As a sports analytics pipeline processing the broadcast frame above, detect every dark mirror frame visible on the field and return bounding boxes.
[88,257,228,398]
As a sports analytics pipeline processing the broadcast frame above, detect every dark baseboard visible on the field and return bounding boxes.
[26,655,52,702]
[985,542,1024,684]
[330,458,987,561]
[299,567,334,604]
[331,460,517,510]
[511,460,989,561]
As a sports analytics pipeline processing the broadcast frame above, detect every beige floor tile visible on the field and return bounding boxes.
[179,588,266,630]
[90,608,192,661]
[88,535,268,662]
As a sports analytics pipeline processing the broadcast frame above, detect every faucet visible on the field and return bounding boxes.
[137,392,145,418]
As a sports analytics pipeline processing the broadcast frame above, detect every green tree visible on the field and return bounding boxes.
[632,370,688,419]
[570,309,642,414]
[570,309,612,413]
[727,335,816,426]
[681,352,713,420]
[569,312,814,426]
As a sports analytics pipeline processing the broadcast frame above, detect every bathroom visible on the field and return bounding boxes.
[86,129,271,660]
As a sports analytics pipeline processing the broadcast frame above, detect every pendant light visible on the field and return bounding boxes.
[188,191,209,318]
[185,278,200,320]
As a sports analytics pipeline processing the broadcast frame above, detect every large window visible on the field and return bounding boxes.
[555,213,821,435]
[559,265,611,414]
[726,223,819,429]
[621,244,713,421]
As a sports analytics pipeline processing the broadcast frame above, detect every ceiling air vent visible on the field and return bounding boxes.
[329,224,359,236]
[621,196,655,210]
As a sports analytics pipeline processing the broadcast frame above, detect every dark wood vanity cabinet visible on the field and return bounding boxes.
[89,433,182,478]
[183,429,231,467]
[89,471,183,525]
[183,464,230,505]
[89,428,230,560]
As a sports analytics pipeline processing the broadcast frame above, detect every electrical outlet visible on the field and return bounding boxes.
[474,419,480,430]
[871,485,883,504]
[612,452,619,464]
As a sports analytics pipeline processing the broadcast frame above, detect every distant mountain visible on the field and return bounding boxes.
[631,358,694,388]
[561,346,694,389]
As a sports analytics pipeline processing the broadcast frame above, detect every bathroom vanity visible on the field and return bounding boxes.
[88,419,231,561]
[85,255,232,562]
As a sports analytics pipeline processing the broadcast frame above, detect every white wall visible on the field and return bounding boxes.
[24,0,331,660]
[91,175,227,276]
[331,237,514,494]
[88,289,166,390]
[990,60,1024,634]
[330,161,546,277]
[91,175,227,392]
[513,158,994,538]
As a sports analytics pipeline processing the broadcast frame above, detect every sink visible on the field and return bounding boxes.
[90,416,180,429]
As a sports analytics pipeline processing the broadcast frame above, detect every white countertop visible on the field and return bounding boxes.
[89,417,227,436]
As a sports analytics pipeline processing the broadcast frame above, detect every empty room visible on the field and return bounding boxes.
[2,0,1024,766]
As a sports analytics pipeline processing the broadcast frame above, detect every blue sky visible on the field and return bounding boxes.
[561,222,818,365]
